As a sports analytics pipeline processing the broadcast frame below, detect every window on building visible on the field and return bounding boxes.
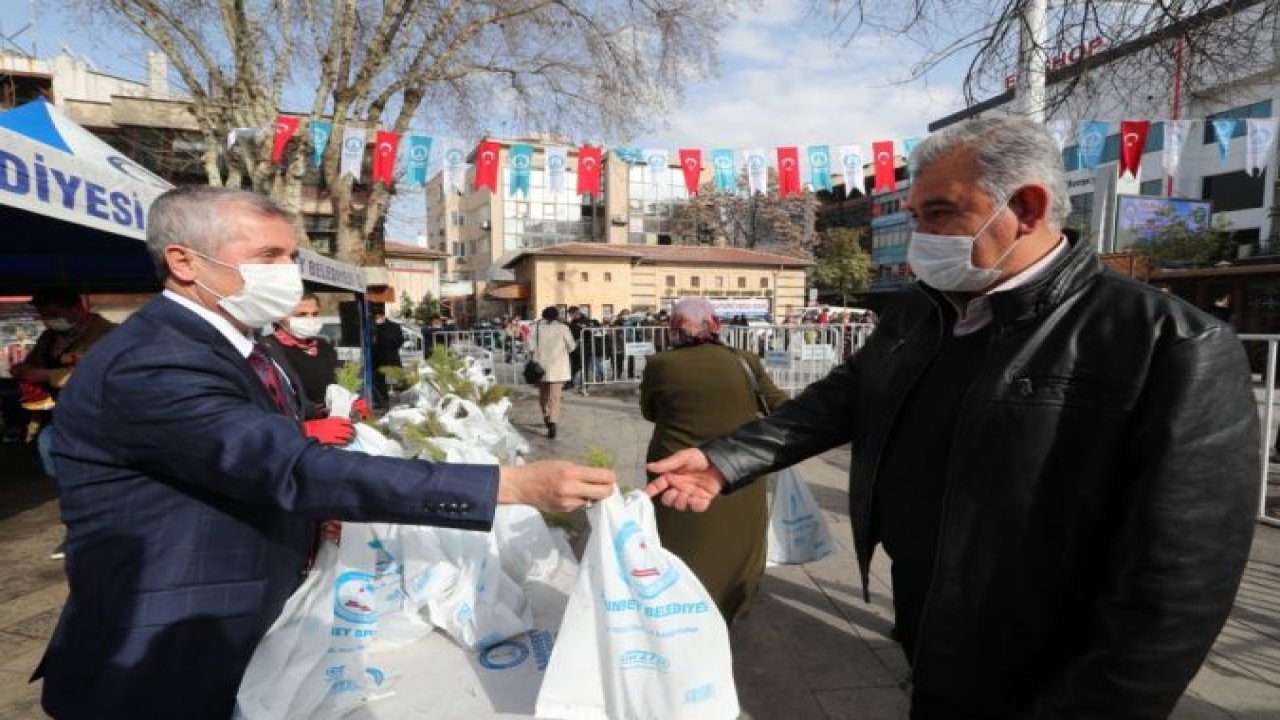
[1203,100,1273,143]
[715,276,724,289]
[604,272,612,282]
[1139,179,1163,196]
[665,275,676,287]
[737,276,747,289]
[580,271,589,281]
[556,271,566,281]
[602,304,614,319]
[690,276,701,288]
[760,277,770,288]
[1203,170,1266,212]
[451,211,465,227]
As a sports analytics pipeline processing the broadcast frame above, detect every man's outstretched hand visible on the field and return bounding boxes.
[498,460,616,512]
[645,448,726,512]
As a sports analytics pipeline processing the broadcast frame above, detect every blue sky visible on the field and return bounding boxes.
[7,0,973,240]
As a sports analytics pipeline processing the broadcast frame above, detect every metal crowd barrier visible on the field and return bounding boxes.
[1234,335,1280,527]
[575,325,670,394]
[427,330,519,384]
[721,324,874,397]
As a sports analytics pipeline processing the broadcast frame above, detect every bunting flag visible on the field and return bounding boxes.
[901,137,921,177]
[371,130,401,185]
[744,148,768,195]
[645,148,670,192]
[614,146,645,164]
[872,141,895,193]
[1118,120,1150,178]
[474,140,500,192]
[442,140,469,194]
[545,146,568,194]
[1247,118,1279,176]
[1077,121,1108,171]
[839,144,863,196]
[509,143,533,197]
[1045,120,1072,153]
[402,134,432,187]
[339,127,366,181]
[678,148,702,195]
[309,120,332,167]
[1167,119,1192,193]
[271,115,300,164]
[577,145,602,196]
[711,148,737,192]
[806,145,832,191]
[1212,118,1239,163]
[777,146,801,198]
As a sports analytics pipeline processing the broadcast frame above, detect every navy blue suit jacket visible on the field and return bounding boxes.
[40,295,498,719]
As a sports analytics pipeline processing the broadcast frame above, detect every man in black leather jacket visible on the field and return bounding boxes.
[647,117,1259,719]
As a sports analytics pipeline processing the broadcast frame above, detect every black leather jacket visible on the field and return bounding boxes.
[703,236,1259,718]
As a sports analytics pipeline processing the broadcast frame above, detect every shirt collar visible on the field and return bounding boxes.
[947,236,1069,336]
[162,289,255,358]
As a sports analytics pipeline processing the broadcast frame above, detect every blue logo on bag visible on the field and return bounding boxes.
[365,667,386,687]
[613,520,679,599]
[334,570,378,624]
[620,649,670,673]
[479,640,531,670]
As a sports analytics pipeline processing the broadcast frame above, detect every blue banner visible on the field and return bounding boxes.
[509,143,533,196]
[711,148,737,192]
[613,146,644,164]
[402,134,432,187]
[1077,121,1109,171]
[806,145,832,191]
[309,120,332,167]
[1212,118,1239,162]
[902,137,920,177]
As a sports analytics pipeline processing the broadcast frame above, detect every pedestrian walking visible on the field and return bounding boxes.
[527,306,576,438]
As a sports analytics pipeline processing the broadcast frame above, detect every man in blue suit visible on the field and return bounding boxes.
[37,186,615,719]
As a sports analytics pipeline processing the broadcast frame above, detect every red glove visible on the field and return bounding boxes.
[303,417,355,446]
[351,397,372,420]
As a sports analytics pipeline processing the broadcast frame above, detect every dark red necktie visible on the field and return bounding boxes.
[247,344,292,416]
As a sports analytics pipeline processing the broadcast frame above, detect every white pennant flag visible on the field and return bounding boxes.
[1246,117,1279,177]
[744,148,768,195]
[339,127,366,181]
[545,145,568,195]
[645,148,670,191]
[838,144,863,195]
[1162,119,1194,194]
[1046,120,1072,153]
[442,139,470,195]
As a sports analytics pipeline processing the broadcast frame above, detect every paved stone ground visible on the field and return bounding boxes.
[0,387,1277,718]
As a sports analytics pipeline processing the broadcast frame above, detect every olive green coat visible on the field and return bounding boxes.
[640,343,789,621]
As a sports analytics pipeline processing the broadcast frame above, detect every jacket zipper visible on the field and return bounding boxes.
[908,318,1006,680]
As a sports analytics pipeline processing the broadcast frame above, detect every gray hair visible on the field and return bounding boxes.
[911,116,1069,230]
[669,297,721,347]
[146,186,294,277]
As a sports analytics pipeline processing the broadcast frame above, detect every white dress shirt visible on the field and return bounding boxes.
[947,237,1069,337]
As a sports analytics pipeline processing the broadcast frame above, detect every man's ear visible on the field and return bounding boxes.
[165,245,198,283]
[1010,184,1051,233]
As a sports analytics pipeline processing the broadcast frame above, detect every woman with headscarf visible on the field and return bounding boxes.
[640,297,789,622]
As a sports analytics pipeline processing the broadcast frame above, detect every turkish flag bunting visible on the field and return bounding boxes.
[872,141,896,193]
[271,116,300,164]
[577,145,603,196]
[474,140,501,192]
[777,146,801,198]
[678,149,702,195]
[371,130,401,185]
[1119,120,1151,178]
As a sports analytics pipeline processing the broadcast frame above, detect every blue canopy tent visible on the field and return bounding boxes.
[0,99,170,294]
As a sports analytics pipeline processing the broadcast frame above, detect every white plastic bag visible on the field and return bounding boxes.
[766,467,834,565]
[535,490,740,720]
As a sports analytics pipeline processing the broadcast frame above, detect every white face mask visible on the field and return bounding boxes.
[287,316,324,339]
[908,197,1021,293]
[44,317,75,332]
[192,251,304,328]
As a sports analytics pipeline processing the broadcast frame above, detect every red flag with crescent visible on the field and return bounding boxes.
[371,130,401,185]
[271,116,300,164]
[678,149,702,195]
[777,146,801,198]
[577,145,602,196]
[473,140,500,192]
[872,141,895,193]
[1119,120,1151,179]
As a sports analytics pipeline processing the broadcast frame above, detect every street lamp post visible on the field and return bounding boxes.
[1016,0,1050,122]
